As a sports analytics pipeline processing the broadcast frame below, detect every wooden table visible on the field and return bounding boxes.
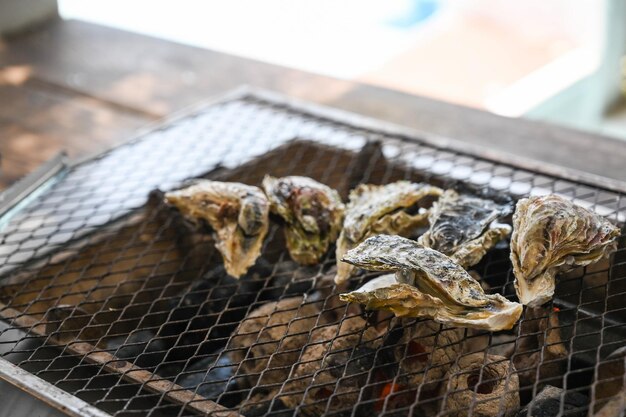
[1,18,626,191]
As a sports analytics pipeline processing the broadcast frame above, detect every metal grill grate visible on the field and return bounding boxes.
[0,88,624,417]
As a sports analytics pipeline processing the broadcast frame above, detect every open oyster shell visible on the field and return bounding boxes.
[511,194,620,306]
[419,189,511,268]
[335,181,443,284]
[262,175,344,265]
[339,235,522,331]
[165,180,270,277]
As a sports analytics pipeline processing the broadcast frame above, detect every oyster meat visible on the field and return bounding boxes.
[335,181,443,284]
[262,175,345,265]
[339,235,522,331]
[511,194,620,306]
[165,180,270,277]
[419,189,511,268]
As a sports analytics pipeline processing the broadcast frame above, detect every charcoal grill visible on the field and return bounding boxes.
[0,87,624,417]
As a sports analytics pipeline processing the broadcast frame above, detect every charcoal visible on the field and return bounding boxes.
[325,345,377,380]
[345,140,386,194]
[281,316,383,416]
[176,354,238,401]
[259,260,318,301]
[159,259,272,353]
[239,394,290,417]
[228,295,333,388]
[594,346,626,412]
[594,392,626,417]
[513,306,568,398]
[393,319,465,393]
[442,353,519,417]
[177,259,272,312]
[517,386,588,417]
[44,305,103,343]
[105,330,167,368]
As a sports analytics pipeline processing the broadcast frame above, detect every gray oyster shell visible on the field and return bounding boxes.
[511,194,620,306]
[419,189,511,268]
[335,181,443,284]
[339,235,522,331]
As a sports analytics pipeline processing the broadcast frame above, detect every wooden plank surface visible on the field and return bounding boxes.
[0,83,148,146]
[330,87,626,184]
[0,122,60,189]
[0,79,149,189]
[1,18,626,191]
[0,19,352,117]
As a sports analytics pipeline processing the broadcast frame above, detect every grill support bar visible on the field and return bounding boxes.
[0,152,68,230]
[0,304,242,417]
[0,356,111,417]
[0,87,623,417]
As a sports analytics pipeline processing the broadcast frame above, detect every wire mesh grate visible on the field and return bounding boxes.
[0,91,624,417]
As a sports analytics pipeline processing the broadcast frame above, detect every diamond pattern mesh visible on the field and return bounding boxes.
[0,94,624,417]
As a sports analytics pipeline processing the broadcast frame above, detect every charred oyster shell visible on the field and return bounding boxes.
[262,175,344,265]
[339,235,522,331]
[419,189,511,268]
[165,180,270,277]
[511,194,620,306]
[335,181,443,284]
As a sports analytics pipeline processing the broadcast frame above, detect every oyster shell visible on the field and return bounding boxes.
[165,180,270,277]
[339,235,522,331]
[419,189,511,268]
[262,175,344,265]
[335,181,443,284]
[511,194,620,306]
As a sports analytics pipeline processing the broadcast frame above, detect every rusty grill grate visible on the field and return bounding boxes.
[0,89,624,417]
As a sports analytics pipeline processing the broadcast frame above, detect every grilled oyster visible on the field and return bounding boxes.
[511,194,620,306]
[339,235,522,331]
[165,180,270,277]
[419,190,511,268]
[262,175,344,265]
[335,181,443,284]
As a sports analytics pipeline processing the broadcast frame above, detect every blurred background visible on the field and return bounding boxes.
[1,0,626,191]
[55,0,626,137]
